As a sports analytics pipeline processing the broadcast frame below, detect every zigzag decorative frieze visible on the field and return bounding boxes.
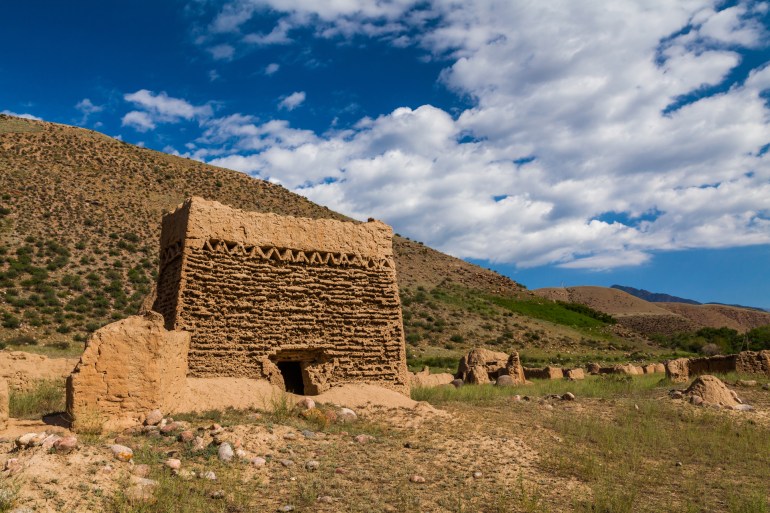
[159,240,183,269]
[202,239,393,270]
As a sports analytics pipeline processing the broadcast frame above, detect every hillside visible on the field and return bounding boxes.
[0,115,650,365]
[611,284,701,305]
[534,286,770,336]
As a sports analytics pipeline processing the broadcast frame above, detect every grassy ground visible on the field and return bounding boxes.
[9,379,65,419]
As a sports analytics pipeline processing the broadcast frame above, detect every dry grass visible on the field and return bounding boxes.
[9,378,65,419]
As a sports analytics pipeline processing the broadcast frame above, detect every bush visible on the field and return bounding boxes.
[1,313,20,329]
[6,334,38,346]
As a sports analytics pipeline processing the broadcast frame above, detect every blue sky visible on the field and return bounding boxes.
[2,0,770,308]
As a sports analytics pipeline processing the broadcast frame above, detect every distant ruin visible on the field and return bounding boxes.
[152,197,409,395]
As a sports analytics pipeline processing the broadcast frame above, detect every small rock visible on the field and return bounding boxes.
[543,404,554,411]
[165,458,182,471]
[160,422,181,435]
[4,458,20,473]
[235,448,248,459]
[126,477,158,504]
[338,407,357,422]
[317,496,334,504]
[295,397,316,410]
[690,395,703,406]
[210,423,224,435]
[736,380,758,387]
[177,469,196,480]
[561,392,575,401]
[410,474,426,483]
[110,444,134,462]
[144,409,163,426]
[301,429,317,439]
[141,425,160,435]
[278,506,295,512]
[335,467,348,474]
[15,432,39,448]
[450,379,464,388]
[53,436,78,454]
[512,395,522,402]
[210,490,225,499]
[354,434,374,444]
[250,457,267,467]
[101,464,113,474]
[670,390,684,400]
[191,436,208,452]
[280,459,294,467]
[41,434,62,451]
[305,460,320,471]
[202,470,217,481]
[283,432,297,440]
[178,430,194,443]
[675,461,683,467]
[132,464,151,478]
[734,404,755,411]
[218,443,234,462]
[472,471,483,479]
[495,375,514,387]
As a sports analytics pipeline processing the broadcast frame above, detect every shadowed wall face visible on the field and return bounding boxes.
[154,197,409,395]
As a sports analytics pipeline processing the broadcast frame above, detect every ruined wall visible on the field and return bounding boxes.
[153,197,409,395]
[666,351,770,382]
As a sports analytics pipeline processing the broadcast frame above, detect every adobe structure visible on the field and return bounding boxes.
[152,197,409,395]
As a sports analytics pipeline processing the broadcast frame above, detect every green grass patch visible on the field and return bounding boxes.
[406,355,459,373]
[488,296,610,329]
[9,379,66,419]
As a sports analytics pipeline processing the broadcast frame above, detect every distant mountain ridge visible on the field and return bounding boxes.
[612,285,768,313]
[611,285,701,305]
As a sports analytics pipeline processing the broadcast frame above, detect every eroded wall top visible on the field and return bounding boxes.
[161,197,393,258]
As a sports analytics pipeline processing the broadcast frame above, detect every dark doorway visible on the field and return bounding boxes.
[277,361,305,394]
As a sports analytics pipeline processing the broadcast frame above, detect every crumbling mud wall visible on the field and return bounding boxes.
[153,197,409,395]
[666,351,770,382]
[66,312,190,429]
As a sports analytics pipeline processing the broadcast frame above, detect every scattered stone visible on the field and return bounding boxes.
[338,408,357,422]
[543,404,554,411]
[295,397,316,410]
[178,430,194,443]
[283,432,297,440]
[202,471,217,481]
[165,458,182,471]
[192,436,208,452]
[235,448,248,459]
[101,464,114,474]
[53,436,78,454]
[278,506,295,512]
[210,423,224,435]
[301,429,317,439]
[512,395,522,402]
[561,392,575,401]
[495,375,514,387]
[335,467,348,474]
[733,404,755,411]
[280,459,294,467]
[690,395,703,406]
[305,460,320,471]
[472,471,483,479]
[736,380,758,387]
[132,464,151,478]
[317,496,334,504]
[110,444,134,462]
[670,390,684,400]
[218,443,234,462]
[450,379,464,388]
[141,425,160,435]
[675,461,683,467]
[250,457,267,467]
[144,409,163,426]
[178,469,196,480]
[410,474,426,483]
[15,432,40,448]
[4,458,20,473]
[354,434,374,444]
[126,477,158,504]
[210,490,225,499]
[41,433,62,451]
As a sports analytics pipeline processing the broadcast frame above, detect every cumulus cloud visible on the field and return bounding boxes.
[265,63,280,75]
[75,98,103,124]
[1,110,42,120]
[278,91,306,111]
[122,90,213,131]
[184,0,770,270]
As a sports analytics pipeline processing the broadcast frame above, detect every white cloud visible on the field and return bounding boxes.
[208,43,235,60]
[1,110,42,120]
[121,111,156,132]
[122,90,213,131]
[278,91,306,111]
[185,0,770,270]
[75,98,103,124]
[265,63,280,75]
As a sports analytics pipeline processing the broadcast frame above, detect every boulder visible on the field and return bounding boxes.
[665,358,690,383]
[611,364,642,376]
[654,363,666,374]
[684,375,741,408]
[586,363,601,375]
[495,375,515,387]
[66,312,190,431]
[565,368,585,380]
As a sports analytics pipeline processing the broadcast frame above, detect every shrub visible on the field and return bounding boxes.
[1,313,20,329]
[6,334,38,346]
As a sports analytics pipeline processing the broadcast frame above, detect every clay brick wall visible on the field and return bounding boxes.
[153,197,409,394]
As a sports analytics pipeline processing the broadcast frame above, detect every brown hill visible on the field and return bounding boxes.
[534,286,770,336]
[5,114,632,362]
